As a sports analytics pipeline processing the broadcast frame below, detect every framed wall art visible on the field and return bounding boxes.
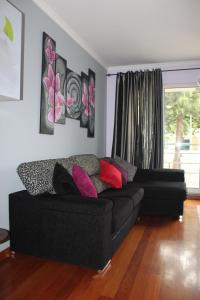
[39,31,96,137]
[0,0,25,101]
[40,32,56,134]
[65,68,82,120]
[88,69,95,137]
[80,72,89,128]
[55,54,67,124]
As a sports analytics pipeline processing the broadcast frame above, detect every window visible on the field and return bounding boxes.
[164,87,200,193]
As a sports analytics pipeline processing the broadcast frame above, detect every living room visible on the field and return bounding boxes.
[0,0,200,299]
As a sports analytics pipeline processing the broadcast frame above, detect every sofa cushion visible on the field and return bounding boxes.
[103,158,128,185]
[111,197,133,233]
[99,160,122,188]
[110,161,128,185]
[67,154,100,176]
[128,181,187,200]
[99,186,144,208]
[53,163,80,195]
[134,169,185,183]
[72,164,97,198]
[17,158,68,196]
[90,175,110,193]
[113,157,137,182]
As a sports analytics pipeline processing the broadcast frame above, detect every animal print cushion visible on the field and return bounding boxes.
[90,175,110,194]
[17,158,69,196]
[17,155,100,196]
[66,154,100,176]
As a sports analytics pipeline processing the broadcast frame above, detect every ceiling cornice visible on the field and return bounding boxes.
[32,0,107,69]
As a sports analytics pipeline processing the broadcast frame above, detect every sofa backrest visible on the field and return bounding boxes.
[17,154,100,196]
[67,154,100,175]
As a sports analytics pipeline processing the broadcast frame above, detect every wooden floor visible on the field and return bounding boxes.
[0,200,200,300]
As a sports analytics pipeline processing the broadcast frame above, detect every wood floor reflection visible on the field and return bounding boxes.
[0,200,200,300]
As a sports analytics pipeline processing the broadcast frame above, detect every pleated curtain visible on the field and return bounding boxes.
[112,69,163,169]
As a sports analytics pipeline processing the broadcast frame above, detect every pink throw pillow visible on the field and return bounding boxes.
[72,164,98,198]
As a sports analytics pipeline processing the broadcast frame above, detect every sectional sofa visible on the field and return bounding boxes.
[9,154,186,270]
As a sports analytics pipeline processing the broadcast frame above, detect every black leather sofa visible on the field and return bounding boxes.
[9,156,187,270]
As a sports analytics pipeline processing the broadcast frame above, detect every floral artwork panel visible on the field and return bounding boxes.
[0,0,24,101]
[88,69,95,138]
[80,72,89,128]
[40,32,56,134]
[65,68,82,120]
[55,54,67,124]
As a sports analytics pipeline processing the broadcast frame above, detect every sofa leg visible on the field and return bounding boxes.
[10,251,16,258]
[93,260,111,278]
[179,215,183,222]
[98,259,111,273]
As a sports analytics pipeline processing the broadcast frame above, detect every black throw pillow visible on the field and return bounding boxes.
[53,163,80,195]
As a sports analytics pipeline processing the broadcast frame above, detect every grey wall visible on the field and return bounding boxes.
[0,0,107,250]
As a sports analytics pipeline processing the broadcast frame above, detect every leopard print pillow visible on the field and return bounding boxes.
[17,158,69,195]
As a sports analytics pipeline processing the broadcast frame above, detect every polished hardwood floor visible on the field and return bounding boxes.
[0,200,200,300]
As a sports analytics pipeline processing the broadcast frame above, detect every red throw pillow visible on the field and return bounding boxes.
[72,164,97,198]
[99,160,122,189]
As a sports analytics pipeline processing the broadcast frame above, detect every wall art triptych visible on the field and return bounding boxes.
[40,32,95,137]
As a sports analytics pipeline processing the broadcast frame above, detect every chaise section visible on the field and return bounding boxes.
[134,168,185,182]
[133,168,187,217]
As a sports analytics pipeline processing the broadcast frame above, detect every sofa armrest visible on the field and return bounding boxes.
[9,190,113,215]
[9,190,113,269]
[134,168,185,182]
[40,193,113,216]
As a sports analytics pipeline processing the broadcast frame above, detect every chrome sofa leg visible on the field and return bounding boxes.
[11,251,15,258]
[98,259,111,274]
[93,260,111,278]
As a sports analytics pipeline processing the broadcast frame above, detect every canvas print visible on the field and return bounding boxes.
[65,68,82,120]
[80,72,89,128]
[0,0,24,101]
[88,69,95,137]
[55,54,67,124]
[40,32,56,134]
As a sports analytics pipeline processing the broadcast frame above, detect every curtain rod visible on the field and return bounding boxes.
[106,67,200,77]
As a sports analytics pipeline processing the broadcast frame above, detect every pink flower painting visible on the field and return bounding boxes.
[43,65,66,123]
[66,95,75,108]
[88,69,95,138]
[54,72,65,123]
[43,64,55,124]
[54,55,67,124]
[89,78,95,107]
[45,38,56,64]
[40,33,95,137]
[80,73,89,128]
[40,33,56,134]
[65,69,82,120]
[82,82,90,116]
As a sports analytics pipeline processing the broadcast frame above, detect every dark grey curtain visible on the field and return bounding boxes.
[112,69,163,169]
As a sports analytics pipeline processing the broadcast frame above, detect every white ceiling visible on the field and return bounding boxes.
[33,0,200,68]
